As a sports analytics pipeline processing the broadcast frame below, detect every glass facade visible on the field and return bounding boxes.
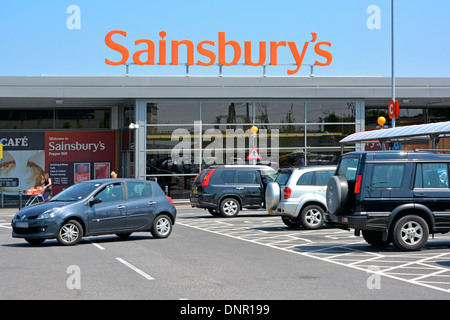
[0,108,111,130]
[140,100,359,199]
[0,77,446,203]
[365,103,450,151]
[55,109,111,129]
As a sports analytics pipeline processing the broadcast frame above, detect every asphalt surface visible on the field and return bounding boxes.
[1,205,450,301]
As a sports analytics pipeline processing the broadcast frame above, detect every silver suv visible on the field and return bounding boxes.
[266,166,336,229]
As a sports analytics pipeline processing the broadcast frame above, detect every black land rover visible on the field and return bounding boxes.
[190,165,277,217]
[325,151,450,251]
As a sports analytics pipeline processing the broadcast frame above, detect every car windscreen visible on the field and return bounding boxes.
[50,181,103,201]
[337,157,360,182]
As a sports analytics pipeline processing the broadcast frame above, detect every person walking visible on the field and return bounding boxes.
[42,173,52,200]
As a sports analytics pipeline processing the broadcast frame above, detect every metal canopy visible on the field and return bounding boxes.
[340,121,450,146]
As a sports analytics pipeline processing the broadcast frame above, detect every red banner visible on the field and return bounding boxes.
[45,131,116,194]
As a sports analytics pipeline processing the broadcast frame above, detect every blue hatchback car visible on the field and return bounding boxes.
[11,179,177,246]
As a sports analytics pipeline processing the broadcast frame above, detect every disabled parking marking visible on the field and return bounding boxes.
[116,257,154,281]
[176,208,450,294]
[0,221,11,229]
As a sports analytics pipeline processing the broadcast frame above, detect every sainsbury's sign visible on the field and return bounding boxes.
[105,31,332,75]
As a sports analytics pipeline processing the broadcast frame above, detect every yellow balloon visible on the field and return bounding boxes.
[251,126,258,134]
[377,116,386,126]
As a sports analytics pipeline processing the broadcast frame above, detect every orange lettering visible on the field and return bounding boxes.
[314,41,332,66]
[104,30,332,75]
[159,31,167,65]
[287,41,309,75]
[218,32,241,66]
[172,40,195,65]
[244,41,266,66]
[132,39,155,65]
[105,30,129,66]
[270,41,286,65]
[197,40,216,66]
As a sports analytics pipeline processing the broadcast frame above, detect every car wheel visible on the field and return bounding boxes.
[151,214,172,238]
[25,238,45,245]
[281,216,302,228]
[220,198,240,217]
[57,220,83,246]
[300,205,324,230]
[362,230,391,248]
[208,208,221,216]
[392,215,429,251]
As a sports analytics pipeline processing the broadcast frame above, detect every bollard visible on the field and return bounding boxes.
[18,190,22,209]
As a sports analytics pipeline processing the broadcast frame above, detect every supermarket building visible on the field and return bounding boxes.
[0,75,449,200]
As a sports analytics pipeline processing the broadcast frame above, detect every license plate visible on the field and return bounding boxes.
[15,221,28,228]
[268,209,274,215]
[193,189,198,194]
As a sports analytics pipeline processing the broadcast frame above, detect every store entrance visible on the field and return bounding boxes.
[121,151,134,178]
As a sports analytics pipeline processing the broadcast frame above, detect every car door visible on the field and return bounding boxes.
[413,163,450,227]
[362,163,413,214]
[88,182,126,233]
[314,170,335,202]
[293,170,316,200]
[236,170,263,207]
[125,181,156,229]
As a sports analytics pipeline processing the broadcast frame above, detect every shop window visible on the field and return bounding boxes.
[147,102,200,124]
[254,102,305,125]
[147,125,195,150]
[201,102,253,124]
[365,106,426,130]
[306,102,355,124]
[0,109,53,129]
[306,124,354,147]
[56,109,111,129]
[428,108,450,123]
[143,99,358,199]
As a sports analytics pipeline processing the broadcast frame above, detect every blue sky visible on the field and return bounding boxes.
[0,0,449,77]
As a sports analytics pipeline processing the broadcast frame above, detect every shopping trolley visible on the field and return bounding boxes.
[25,186,45,206]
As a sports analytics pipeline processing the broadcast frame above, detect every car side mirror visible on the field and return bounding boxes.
[89,197,102,205]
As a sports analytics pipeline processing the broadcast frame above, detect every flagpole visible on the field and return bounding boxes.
[391,0,396,128]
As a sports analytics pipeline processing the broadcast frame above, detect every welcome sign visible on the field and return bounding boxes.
[105,31,332,75]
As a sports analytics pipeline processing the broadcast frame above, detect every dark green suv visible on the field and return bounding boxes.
[325,151,450,251]
[190,165,277,217]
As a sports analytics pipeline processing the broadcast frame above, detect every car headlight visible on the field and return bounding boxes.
[37,207,62,220]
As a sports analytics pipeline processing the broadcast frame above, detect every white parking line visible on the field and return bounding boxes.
[115,257,154,280]
[87,239,105,250]
[177,212,450,294]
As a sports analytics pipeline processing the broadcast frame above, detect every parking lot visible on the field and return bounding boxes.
[2,205,450,300]
[178,207,450,294]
